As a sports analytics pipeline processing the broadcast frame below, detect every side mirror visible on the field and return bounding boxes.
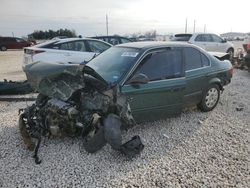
[127,73,149,85]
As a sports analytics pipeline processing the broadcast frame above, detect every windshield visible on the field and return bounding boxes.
[87,47,140,83]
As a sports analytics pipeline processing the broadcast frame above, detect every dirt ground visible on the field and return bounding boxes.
[0,50,26,81]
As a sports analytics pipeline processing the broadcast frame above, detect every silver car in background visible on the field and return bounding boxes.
[23,38,112,68]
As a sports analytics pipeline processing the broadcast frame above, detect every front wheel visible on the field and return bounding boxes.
[198,84,220,112]
[0,46,7,51]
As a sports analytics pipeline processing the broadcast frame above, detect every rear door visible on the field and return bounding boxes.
[183,47,211,106]
[121,48,186,122]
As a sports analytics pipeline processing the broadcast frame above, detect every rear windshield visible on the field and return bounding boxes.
[170,34,192,41]
[33,40,58,48]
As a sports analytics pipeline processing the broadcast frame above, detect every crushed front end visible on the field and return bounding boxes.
[19,63,144,164]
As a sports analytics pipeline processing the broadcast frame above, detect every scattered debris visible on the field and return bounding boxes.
[198,119,203,124]
[162,134,169,139]
[236,106,244,111]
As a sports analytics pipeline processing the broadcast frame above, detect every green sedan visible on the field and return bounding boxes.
[87,42,233,122]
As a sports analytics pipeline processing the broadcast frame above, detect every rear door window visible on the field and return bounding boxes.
[195,34,213,42]
[120,38,131,43]
[184,47,210,70]
[54,41,86,52]
[109,38,120,45]
[211,34,223,43]
[86,40,110,53]
[201,53,210,66]
[131,48,183,81]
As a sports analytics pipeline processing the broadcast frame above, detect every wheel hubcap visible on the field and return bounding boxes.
[205,88,219,108]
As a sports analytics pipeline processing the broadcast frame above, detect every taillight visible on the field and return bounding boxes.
[247,43,250,50]
[24,49,45,55]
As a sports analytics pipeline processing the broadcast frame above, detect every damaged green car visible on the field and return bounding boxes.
[21,42,232,163]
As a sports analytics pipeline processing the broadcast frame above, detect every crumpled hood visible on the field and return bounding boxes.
[208,51,230,61]
[25,61,108,101]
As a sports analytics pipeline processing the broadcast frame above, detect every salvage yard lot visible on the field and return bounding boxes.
[0,50,249,187]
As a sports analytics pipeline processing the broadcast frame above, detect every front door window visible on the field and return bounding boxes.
[127,48,183,83]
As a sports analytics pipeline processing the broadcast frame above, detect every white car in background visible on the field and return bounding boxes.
[23,38,112,68]
[170,33,234,60]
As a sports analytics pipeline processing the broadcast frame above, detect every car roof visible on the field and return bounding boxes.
[35,37,112,48]
[174,33,218,36]
[92,35,128,38]
[116,41,196,49]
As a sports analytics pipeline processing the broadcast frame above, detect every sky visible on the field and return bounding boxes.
[0,0,249,37]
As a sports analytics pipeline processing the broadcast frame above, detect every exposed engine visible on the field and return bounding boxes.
[19,64,144,164]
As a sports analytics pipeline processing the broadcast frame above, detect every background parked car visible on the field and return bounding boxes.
[243,37,250,71]
[51,36,69,40]
[170,33,234,61]
[23,38,112,68]
[0,37,32,51]
[90,36,132,45]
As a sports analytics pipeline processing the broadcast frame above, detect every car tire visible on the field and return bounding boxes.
[227,48,234,63]
[0,46,7,51]
[198,84,220,112]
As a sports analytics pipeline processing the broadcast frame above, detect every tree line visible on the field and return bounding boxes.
[28,29,77,39]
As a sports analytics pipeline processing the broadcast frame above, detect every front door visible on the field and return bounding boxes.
[194,34,214,51]
[211,34,227,52]
[121,48,186,122]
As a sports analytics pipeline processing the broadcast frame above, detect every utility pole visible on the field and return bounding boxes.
[193,20,196,33]
[204,24,206,33]
[106,14,109,36]
[12,32,14,37]
[185,18,188,33]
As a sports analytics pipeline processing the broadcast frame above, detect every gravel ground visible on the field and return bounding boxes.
[0,69,249,187]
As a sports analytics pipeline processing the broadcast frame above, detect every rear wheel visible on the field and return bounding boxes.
[198,84,220,112]
[0,46,7,51]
